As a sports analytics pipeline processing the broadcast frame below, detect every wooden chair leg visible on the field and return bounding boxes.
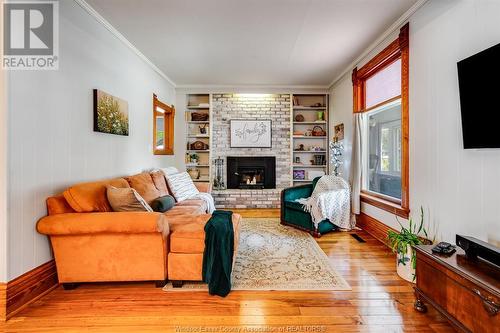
[311,228,321,238]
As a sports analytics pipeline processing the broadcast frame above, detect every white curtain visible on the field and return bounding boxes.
[350,113,366,215]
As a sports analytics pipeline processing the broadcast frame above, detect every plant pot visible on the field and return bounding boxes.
[396,245,416,283]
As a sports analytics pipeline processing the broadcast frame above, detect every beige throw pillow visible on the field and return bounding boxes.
[106,186,153,212]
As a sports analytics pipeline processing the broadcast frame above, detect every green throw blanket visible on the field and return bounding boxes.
[202,210,234,297]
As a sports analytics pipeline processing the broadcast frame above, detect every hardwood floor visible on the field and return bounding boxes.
[1,214,454,332]
[231,208,280,218]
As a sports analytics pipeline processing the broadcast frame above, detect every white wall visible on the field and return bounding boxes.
[331,0,500,245]
[329,77,354,180]
[6,0,181,280]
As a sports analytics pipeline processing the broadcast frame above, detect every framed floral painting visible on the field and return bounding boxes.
[93,89,129,136]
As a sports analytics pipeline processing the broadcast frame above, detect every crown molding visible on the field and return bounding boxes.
[328,0,429,89]
[73,0,176,87]
[175,84,330,93]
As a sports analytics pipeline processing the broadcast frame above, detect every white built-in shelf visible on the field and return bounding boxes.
[293,106,327,110]
[186,94,212,184]
[291,94,329,182]
[293,165,327,168]
[293,121,326,125]
[186,105,210,109]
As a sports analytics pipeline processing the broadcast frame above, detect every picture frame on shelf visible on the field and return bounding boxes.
[334,123,344,140]
[293,169,305,180]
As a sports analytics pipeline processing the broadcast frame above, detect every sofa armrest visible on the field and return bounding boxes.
[194,182,211,193]
[282,184,313,202]
[37,212,165,236]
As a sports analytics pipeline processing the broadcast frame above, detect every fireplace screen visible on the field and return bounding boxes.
[227,156,276,189]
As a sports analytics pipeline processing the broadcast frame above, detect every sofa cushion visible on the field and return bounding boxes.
[106,186,153,212]
[175,199,207,212]
[126,173,161,204]
[193,182,211,193]
[163,205,206,218]
[169,213,241,254]
[165,172,199,202]
[150,171,170,197]
[150,195,175,213]
[37,211,163,235]
[63,178,130,213]
[46,195,76,215]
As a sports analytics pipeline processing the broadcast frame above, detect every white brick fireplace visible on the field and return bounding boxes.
[210,93,291,209]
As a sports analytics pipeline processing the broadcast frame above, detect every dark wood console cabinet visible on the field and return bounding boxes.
[414,245,500,333]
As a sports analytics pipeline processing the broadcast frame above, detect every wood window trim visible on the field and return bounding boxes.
[352,23,410,219]
[153,94,175,155]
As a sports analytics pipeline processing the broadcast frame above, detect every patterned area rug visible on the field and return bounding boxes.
[163,218,350,291]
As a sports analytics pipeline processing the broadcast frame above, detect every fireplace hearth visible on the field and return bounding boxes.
[227,156,276,189]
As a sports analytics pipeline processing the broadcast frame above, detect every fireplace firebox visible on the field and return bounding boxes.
[227,156,276,189]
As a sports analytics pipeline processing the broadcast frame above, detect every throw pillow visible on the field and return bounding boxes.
[150,170,170,196]
[165,172,199,202]
[159,167,179,176]
[150,195,175,212]
[125,172,160,205]
[63,178,130,213]
[106,186,153,212]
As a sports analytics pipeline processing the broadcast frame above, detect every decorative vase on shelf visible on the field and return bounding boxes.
[187,168,200,180]
[317,111,324,121]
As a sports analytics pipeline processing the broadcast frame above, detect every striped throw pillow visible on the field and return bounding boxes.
[165,172,199,202]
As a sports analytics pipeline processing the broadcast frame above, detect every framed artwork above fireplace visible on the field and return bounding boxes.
[230,119,272,148]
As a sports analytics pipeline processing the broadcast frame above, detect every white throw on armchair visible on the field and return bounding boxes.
[299,175,353,230]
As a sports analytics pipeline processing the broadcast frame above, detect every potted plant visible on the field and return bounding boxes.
[387,207,430,283]
[190,153,199,164]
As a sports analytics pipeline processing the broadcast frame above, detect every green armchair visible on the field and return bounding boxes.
[280,177,336,237]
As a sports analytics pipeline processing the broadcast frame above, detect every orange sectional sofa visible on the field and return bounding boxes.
[37,171,241,289]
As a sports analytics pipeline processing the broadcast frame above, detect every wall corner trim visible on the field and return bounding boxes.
[328,0,429,89]
[73,0,177,87]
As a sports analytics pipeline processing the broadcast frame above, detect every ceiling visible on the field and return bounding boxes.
[85,0,419,87]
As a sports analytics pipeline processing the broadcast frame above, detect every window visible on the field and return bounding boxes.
[365,99,402,199]
[352,23,409,218]
[153,94,175,155]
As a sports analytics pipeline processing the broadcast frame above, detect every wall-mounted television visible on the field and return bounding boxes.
[457,42,500,149]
